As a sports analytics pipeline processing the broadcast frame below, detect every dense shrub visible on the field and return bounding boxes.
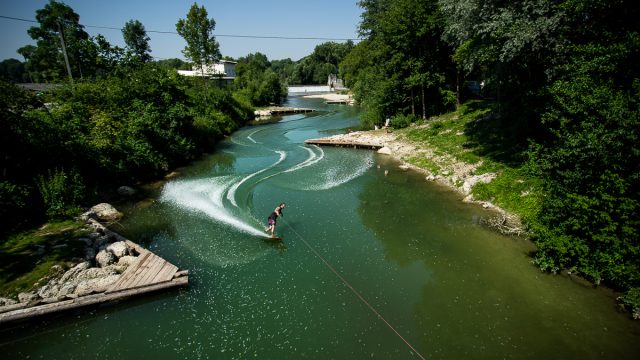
[390,113,419,129]
[0,63,254,233]
[35,168,85,219]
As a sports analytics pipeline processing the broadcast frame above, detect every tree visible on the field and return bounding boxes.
[0,59,27,83]
[122,20,152,63]
[290,41,355,85]
[341,0,455,126]
[175,3,221,76]
[93,34,124,76]
[18,0,94,82]
[234,53,286,106]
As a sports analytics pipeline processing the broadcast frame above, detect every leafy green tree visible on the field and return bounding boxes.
[270,58,295,83]
[439,0,563,142]
[122,20,152,63]
[155,58,190,70]
[0,59,27,82]
[176,3,221,76]
[290,41,354,85]
[234,53,286,106]
[93,34,124,77]
[18,0,94,82]
[529,0,640,291]
[342,0,454,126]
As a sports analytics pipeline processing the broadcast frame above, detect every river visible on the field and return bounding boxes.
[2,97,640,359]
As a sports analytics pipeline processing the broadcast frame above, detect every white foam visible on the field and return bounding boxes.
[226,150,286,207]
[246,128,262,144]
[284,145,324,173]
[307,153,374,190]
[161,177,268,237]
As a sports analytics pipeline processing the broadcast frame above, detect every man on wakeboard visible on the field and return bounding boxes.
[265,203,285,238]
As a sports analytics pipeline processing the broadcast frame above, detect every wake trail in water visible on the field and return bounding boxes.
[246,128,262,144]
[161,177,269,237]
[306,152,374,191]
[284,145,324,173]
[226,150,286,207]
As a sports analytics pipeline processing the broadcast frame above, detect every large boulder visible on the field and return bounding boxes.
[74,275,120,296]
[89,203,123,222]
[377,146,392,155]
[57,283,77,297]
[37,283,60,299]
[118,255,138,267]
[95,249,116,267]
[59,261,92,283]
[107,241,129,258]
[17,291,38,303]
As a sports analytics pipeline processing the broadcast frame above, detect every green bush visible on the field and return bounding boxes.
[35,168,85,219]
[390,113,419,129]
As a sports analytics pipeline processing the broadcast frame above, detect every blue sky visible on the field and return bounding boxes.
[0,0,362,62]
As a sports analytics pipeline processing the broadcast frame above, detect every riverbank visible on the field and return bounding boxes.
[0,203,188,322]
[310,102,540,236]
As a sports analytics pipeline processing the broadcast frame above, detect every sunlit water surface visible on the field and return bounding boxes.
[3,98,640,359]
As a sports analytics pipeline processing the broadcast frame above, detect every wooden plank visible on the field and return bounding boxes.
[106,252,151,292]
[150,262,178,283]
[126,253,160,286]
[130,255,165,288]
[0,277,189,325]
[139,255,167,286]
[304,138,383,149]
[109,252,154,291]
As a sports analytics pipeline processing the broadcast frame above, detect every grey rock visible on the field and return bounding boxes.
[60,261,91,283]
[58,283,76,297]
[118,255,138,267]
[107,241,129,258]
[18,292,39,303]
[95,249,116,267]
[377,146,392,155]
[89,203,123,222]
[74,275,120,296]
[0,297,17,306]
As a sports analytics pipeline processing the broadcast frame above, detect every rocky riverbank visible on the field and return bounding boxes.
[0,204,141,312]
[316,129,524,235]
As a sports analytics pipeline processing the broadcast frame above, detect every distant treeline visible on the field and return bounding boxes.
[339,0,639,311]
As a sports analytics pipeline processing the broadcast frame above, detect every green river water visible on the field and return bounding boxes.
[3,97,640,359]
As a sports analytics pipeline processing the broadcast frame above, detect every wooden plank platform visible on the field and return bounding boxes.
[305,138,383,150]
[0,224,188,325]
[255,107,314,117]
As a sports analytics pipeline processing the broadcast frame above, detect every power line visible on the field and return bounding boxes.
[0,14,360,41]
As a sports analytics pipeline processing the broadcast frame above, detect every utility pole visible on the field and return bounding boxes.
[57,21,73,84]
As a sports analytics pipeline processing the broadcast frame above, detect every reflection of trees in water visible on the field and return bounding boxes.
[357,165,476,268]
[120,203,176,247]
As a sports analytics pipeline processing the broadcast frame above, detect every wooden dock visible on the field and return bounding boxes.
[254,107,314,117]
[0,223,188,325]
[305,138,384,150]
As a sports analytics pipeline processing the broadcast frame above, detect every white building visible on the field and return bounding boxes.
[177,60,237,80]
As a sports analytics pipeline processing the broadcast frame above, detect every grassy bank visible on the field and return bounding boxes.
[394,100,542,226]
[0,220,89,298]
